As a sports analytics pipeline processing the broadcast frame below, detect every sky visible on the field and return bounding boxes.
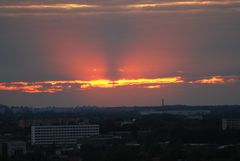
[0,0,240,107]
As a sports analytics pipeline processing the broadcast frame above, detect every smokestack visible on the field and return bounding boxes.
[162,99,165,107]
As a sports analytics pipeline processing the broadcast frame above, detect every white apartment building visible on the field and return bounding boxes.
[31,124,99,145]
[222,119,240,130]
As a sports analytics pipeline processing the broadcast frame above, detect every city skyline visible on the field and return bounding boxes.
[0,0,240,106]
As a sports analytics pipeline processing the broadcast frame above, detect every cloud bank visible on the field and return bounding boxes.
[0,0,240,16]
[0,76,239,93]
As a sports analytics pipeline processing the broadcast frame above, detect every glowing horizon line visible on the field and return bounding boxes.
[0,76,239,93]
[127,1,240,9]
[0,3,98,10]
[0,1,240,11]
[0,77,183,93]
[189,76,239,84]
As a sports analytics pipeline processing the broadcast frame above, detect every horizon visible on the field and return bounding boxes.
[1,103,240,109]
[0,0,240,106]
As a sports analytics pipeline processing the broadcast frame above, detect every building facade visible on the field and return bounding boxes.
[140,110,210,120]
[0,141,26,159]
[222,119,240,130]
[31,124,99,145]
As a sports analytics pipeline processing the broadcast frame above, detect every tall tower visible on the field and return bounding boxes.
[162,98,165,107]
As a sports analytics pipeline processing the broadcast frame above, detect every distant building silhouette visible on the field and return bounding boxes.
[162,99,165,107]
[222,119,240,130]
[31,124,99,145]
[140,110,210,120]
[0,141,26,159]
[18,117,83,128]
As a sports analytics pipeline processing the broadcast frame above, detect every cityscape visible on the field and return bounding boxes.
[1,104,240,161]
[1,0,240,161]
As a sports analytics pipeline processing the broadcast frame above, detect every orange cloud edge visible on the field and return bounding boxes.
[0,76,239,93]
[0,1,240,15]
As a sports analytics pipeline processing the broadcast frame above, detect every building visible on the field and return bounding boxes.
[0,141,26,159]
[6,141,26,157]
[78,135,122,146]
[140,110,210,116]
[140,110,211,119]
[18,117,83,128]
[222,119,240,130]
[31,124,100,145]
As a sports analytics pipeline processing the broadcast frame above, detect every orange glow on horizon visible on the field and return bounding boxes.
[0,76,238,93]
[0,77,183,93]
[127,1,240,9]
[1,1,239,10]
[0,4,97,10]
[195,76,225,84]
[190,76,239,84]
[115,77,183,86]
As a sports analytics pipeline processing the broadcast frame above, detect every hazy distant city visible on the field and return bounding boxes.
[1,104,240,161]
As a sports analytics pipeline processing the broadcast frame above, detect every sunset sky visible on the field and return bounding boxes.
[0,0,240,106]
